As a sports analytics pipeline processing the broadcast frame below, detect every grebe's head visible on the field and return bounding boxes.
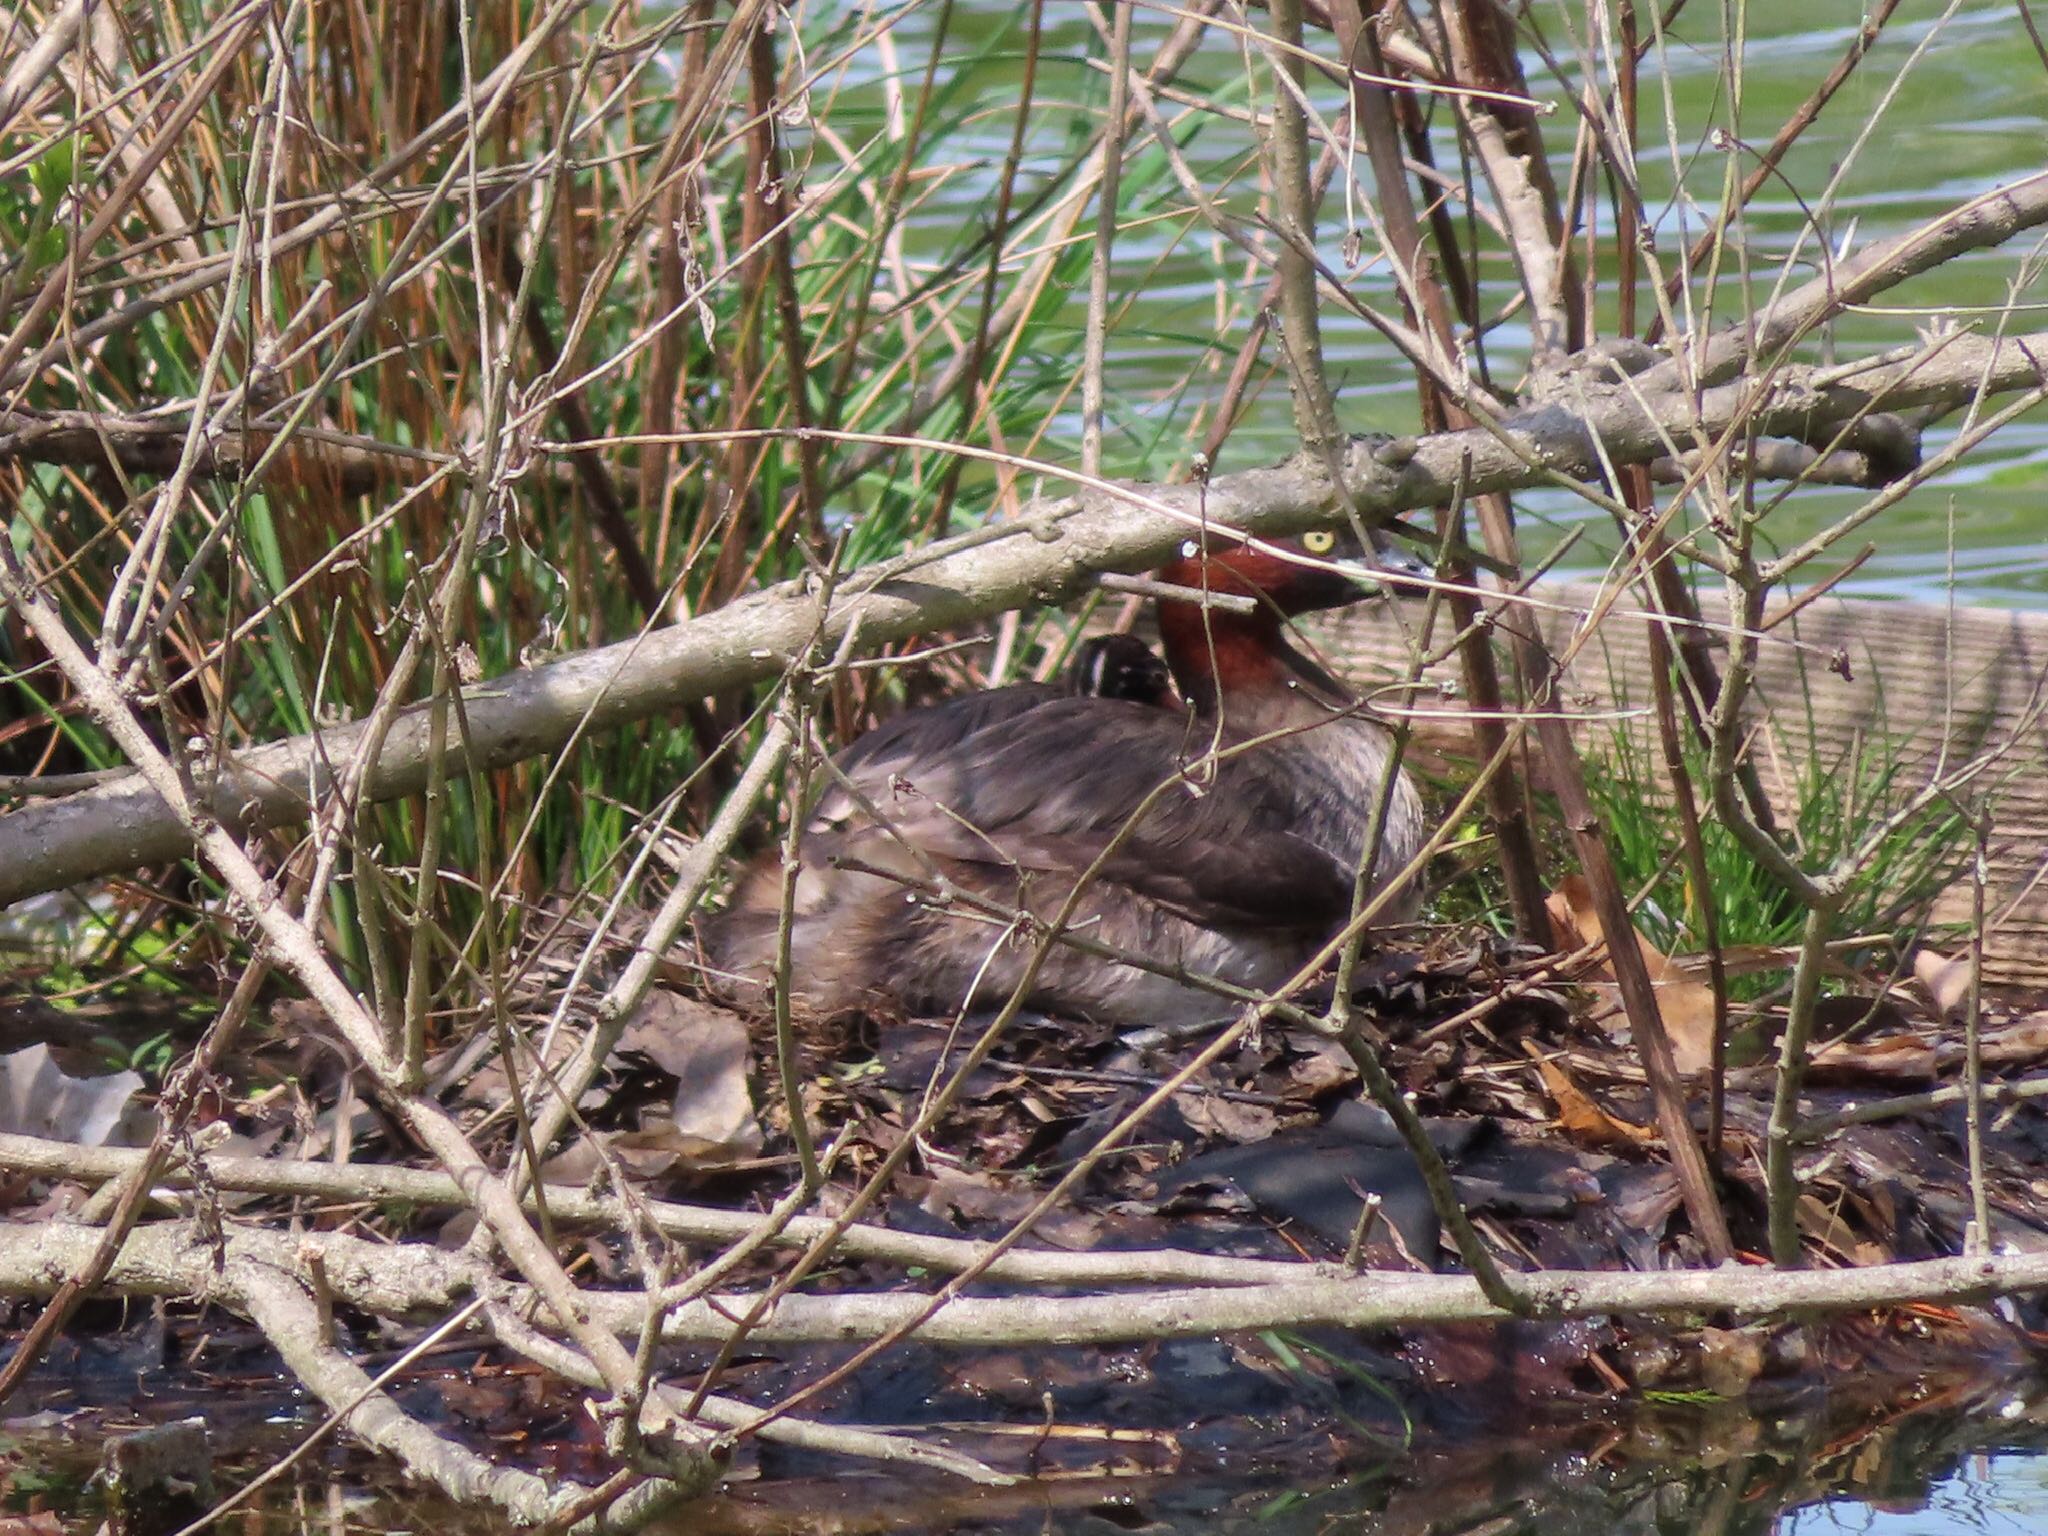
[1156,528,1388,619]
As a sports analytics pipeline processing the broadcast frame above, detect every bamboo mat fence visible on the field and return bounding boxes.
[1303,581,2048,984]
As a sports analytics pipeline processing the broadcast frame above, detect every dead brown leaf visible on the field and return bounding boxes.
[1286,1038,1357,1097]
[625,990,763,1161]
[1546,874,1716,1074]
[1523,1042,1656,1149]
[1912,948,1972,1019]
[458,1024,584,1114]
[1984,1011,2048,1067]
[0,1043,142,1147]
[922,1169,1040,1225]
[535,996,763,1184]
[617,990,752,1077]
[1697,1326,1767,1398]
[1174,1092,1281,1144]
[1806,1031,1937,1084]
[1794,1190,1885,1266]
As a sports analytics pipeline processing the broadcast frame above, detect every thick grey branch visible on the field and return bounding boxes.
[0,1132,1317,1287]
[4,1219,2045,1351]
[233,1264,681,1528]
[2,327,2042,906]
[0,406,433,493]
[1641,168,2048,392]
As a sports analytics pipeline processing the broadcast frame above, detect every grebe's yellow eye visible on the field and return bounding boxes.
[1301,529,1337,555]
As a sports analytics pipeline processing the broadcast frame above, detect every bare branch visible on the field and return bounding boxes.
[6,325,2043,904]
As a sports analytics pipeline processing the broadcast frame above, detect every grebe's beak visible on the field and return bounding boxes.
[1364,525,1432,586]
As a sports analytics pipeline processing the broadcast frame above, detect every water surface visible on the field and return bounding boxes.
[821,0,2048,606]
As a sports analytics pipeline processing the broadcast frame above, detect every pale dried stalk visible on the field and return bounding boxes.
[0,0,600,392]
[516,710,795,1174]
[0,546,714,1479]
[237,1268,702,1527]
[1078,0,1131,476]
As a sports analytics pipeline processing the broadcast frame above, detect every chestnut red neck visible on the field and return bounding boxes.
[1150,538,1366,711]
[1155,593,1349,714]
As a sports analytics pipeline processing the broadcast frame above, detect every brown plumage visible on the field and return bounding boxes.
[822,633,1178,796]
[703,530,1424,1022]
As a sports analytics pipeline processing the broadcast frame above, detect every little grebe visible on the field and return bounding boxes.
[704,529,1423,1021]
